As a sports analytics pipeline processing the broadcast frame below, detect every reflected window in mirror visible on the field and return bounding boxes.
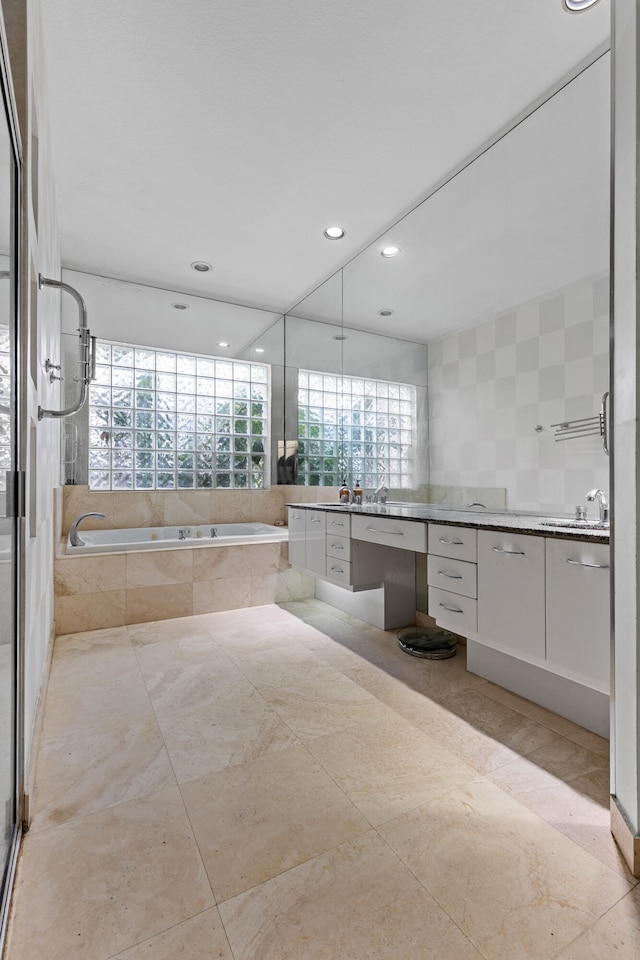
[297,368,415,488]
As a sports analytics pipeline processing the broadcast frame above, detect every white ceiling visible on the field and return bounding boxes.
[40,0,610,336]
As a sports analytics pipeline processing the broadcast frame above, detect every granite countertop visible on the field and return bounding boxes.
[287,501,610,543]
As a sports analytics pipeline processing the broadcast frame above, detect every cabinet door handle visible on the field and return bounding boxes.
[566,558,610,569]
[438,570,463,579]
[330,565,344,574]
[309,518,322,523]
[331,520,345,527]
[439,537,464,545]
[492,547,525,555]
[291,514,301,520]
[366,526,404,536]
[439,602,463,613]
[330,543,344,550]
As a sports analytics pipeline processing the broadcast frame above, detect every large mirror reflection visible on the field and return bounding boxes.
[58,53,609,517]
[284,52,609,513]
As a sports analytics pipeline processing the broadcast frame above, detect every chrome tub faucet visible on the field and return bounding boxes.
[69,512,106,547]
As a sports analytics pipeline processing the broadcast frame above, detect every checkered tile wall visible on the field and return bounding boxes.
[427,273,610,516]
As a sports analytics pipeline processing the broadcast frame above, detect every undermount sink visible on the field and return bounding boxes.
[539,518,609,530]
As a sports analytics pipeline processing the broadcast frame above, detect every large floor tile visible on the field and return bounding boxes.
[487,738,629,878]
[110,907,233,960]
[180,744,370,902]
[379,778,634,960]
[219,830,484,960]
[555,883,640,958]
[5,786,214,960]
[156,686,300,783]
[49,626,137,687]
[30,716,176,832]
[384,643,488,701]
[40,667,155,742]
[307,713,478,826]
[402,685,562,774]
[126,615,215,648]
[233,650,336,690]
[258,670,393,740]
[138,653,252,719]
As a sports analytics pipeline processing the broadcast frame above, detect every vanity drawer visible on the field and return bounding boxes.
[427,555,477,599]
[352,514,427,552]
[326,534,351,561]
[428,523,477,562]
[325,557,352,586]
[429,586,477,636]
[326,513,351,536]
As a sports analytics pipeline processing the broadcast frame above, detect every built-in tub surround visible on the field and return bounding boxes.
[54,485,331,634]
[54,537,314,635]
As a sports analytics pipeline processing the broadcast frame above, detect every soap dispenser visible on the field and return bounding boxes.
[339,480,351,504]
[353,480,362,504]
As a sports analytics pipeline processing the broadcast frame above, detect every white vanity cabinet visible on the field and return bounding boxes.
[287,506,417,629]
[545,538,610,691]
[427,525,478,635]
[287,507,307,569]
[351,514,428,552]
[287,506,326,576]
[477,530,545,662]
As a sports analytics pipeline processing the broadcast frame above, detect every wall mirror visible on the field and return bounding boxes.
[282,52,610,512]
[58,53,609,514]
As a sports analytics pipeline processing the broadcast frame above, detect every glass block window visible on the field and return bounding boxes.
[0,325,11,492]
[88,341,270,490]
[297,369,415,488]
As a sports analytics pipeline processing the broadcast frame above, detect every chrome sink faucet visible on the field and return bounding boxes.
[586,488,610,525]
[373,482,388,504]
[69,512,106,546]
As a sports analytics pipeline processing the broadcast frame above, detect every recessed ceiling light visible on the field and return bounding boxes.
[255,347,265,353]
[190,260,212,272]
[378,309,394,317]
[381,246,401,258]
[323,226,345,240]
[217,341,229,348]
[562,0,601,11]
[171,302,189,310]
[332,334,348,341]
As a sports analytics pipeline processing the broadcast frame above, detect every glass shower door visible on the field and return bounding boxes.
[0,8,20,940]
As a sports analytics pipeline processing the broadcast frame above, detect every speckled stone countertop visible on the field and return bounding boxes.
[287,501,610,543]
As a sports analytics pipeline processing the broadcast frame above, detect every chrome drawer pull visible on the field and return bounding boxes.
[291,514,301,520]
[439,538,464,545]
[331,520,345,527]
[331,566,344,573]
[330,543,344,550]
[492,547,525,555]
[309,518,322,523]
[438,571,463,579]
[566,559,610,569]
[366,526,404,536]
[439,602,463,614]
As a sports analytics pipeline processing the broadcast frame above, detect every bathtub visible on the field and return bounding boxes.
[67,522,288,555]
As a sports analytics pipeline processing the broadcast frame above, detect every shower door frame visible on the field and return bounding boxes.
[0,2,23,950]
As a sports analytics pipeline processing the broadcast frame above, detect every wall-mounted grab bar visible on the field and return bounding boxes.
[37,275,95,421]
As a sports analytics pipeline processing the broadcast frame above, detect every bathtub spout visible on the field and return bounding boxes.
[70,512,106,547]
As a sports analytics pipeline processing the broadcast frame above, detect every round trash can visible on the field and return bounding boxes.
[397,626,457,659]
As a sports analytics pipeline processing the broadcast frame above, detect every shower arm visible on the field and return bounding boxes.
[37,275,96,421]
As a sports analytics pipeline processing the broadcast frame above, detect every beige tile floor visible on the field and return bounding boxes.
[4,599,640,960]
